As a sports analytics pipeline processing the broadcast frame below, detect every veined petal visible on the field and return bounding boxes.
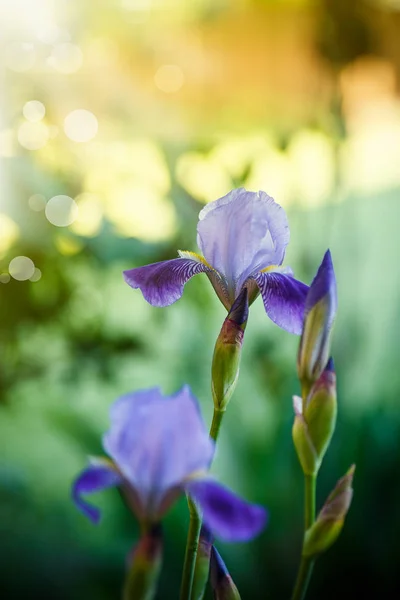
[196,189,290,300]
[123,257,210,307]
[184,478,267,542]
[72,457,122,524]
[254,271,308,335]
[103,387,215,516]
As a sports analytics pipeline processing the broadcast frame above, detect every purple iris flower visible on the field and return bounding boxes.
[124,188,308,335]
[72,386,266,542]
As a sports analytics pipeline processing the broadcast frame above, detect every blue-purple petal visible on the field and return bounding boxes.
[72,459,122,523]
[254,271,309,335]
[103,387,215,515]
[305,250,337,315]
[185,478,267,542]
[197,189,290,299]
[123,258,209,307]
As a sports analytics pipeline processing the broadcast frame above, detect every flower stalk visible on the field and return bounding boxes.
[123,524,163,600]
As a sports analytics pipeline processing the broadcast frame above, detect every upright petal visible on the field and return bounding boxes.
[197,189,290,299]
[72,458,122,523]
[298,250,337,392]
[254,271,309,335]
[185,478,267,542]
[123,257,210,307]
[103,387,215,516]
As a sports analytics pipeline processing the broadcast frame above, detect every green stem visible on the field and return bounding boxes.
[290,557,314,600]
[209,408,225,441]
[304,474,316,530]
[291,474,317,600]
[180,499,202,600]
[180,408,226,600]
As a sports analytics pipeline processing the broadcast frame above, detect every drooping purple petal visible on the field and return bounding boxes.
[123,257,210,307]
[103,387,215,517]
[254,271,309,335]
[197,189,290,300]
[185,478,267,542]
[72,458,122,523]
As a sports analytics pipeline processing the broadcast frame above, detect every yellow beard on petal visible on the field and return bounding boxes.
[177,249,214,270]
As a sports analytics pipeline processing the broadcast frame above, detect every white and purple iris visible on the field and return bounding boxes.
[72,386,266,542]
[124,188,308,335]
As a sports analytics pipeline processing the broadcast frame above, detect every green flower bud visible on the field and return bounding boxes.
[297,251,337,399]
[211,288,248,411]
[123,524,163,600]
[292,359,337,475]
[303,465,355,557]
[210,546,241,600]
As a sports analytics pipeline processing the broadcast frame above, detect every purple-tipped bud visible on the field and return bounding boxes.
[191,526,214,600]
[123,524,163,600]
[292,359,337,475]
[297,250,337,399]
[210,546,241,600]
[211,288,249,410]
[303,465,355,557]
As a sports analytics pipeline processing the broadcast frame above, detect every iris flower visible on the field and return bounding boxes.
[124,188,308,334]
[72,386,266,542]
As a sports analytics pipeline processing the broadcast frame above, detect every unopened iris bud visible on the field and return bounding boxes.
[292,359,337,475]
[191,526,213,600]
[210,546,241,600]
[123,524,163,600]
[211,287,249,411]
[297,250,337,399]
[303,465,355,557]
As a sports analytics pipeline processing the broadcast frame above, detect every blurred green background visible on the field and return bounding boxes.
[1,0,400,598]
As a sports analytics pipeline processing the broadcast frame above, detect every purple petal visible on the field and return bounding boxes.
[297,251,337,384]
[210,546,240,598]
[305,249,337,319]
[185,478,267,542]
[103,387,215,516]
[72,458,122,523]
[197,189,290,300]
[123,257,209,307]
[254,271,309,335]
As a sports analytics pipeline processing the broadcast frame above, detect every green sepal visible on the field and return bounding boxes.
[292,395,320,475]
[304,368,337,461]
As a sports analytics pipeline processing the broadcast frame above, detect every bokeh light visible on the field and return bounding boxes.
[0,273,10,284]
[48,43,83,73]
[45,195,79,227]
[0,214,20,254]
[23,101,46,123]
[63,109,98,142]
[8,256,35,281]
[154,64,185,93]
[18,121,49,150]
[28,194,46,211]
[29,268,42,282]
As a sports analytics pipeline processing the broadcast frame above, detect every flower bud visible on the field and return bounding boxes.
[123,524,163,600]
[292,359,337,475]
[303,465,355,557]
[297,250,337,399]
[191,526,213,600]
[211,288,248,411]
[210,546,241,600]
